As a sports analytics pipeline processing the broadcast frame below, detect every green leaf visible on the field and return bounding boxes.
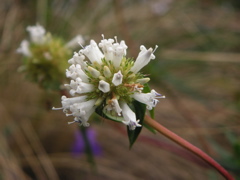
[142,82,151,93]
[127,100,146,148]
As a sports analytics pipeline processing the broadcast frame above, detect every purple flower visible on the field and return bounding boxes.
[71,128,102,156]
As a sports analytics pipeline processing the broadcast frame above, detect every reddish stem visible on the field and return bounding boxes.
[144,115,234,180]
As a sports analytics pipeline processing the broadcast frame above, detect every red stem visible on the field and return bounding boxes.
[110,122,209,168]
[144,115,234,180]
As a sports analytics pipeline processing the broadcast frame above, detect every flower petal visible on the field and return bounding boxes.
[65,35,85,49]
[130,45,156,73]
[131,89,165,110]
[120,101,141,130]
[98,80,110,93]
[16,40,32,57]
[112,70,123,86]
[80,40,103,64]
[26,24,46,44]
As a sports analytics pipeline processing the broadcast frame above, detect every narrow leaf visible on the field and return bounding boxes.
[127,100,146,148]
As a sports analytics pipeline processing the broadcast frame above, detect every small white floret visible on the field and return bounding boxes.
[112,70,123,86]
[131,89,165,110]
[80,40,103,64]
[16,40,32,57]
[98,80,110,93]
[26,24,46,44]
[120,101,141,130]
[130,45,157,73]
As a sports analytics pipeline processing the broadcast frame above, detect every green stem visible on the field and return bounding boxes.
[79,126,96,170]
[144,115,234,180]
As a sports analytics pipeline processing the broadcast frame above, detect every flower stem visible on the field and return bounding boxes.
[144,115,234,180]
[79,126,97,171]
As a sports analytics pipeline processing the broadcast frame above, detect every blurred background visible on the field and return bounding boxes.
[0,0,240,179]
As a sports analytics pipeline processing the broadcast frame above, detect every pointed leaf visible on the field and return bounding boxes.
[127,100,146,148]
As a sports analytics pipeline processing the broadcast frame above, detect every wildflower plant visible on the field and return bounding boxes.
[17,26,234,179]
[53,35,165,146]
[17,24,84,90]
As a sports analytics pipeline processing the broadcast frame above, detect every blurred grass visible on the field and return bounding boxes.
[0,0,240,179]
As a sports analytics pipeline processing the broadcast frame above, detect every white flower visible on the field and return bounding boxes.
[68,99,96,126]
[120,101,141,130]
[99,36,127,68]
[130,45,157,73]
[61,95,87,110]
[105,98,122,116]
[112,40,127,68]
[99,37,114,61]
[65,78,94,96]
[53,96,96,127]
[131,89,165,110]
[65,35,85,49]
[112,70,123,86]
[69,99,96,116]
[26,24,46,44]
[16,40,32,57]
[80,40,103,64]
[74,78,94,94]
[53,35,164,130]
[98,80,110,93]
[68,52,86,69]
[66,64,89,82]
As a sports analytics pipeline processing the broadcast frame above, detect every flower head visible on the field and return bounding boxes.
[53,35,165,130]
[26,24,46,44]
[17,24,84,90]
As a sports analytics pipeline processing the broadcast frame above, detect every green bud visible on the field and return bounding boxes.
[136,78,150,84]
[103,66,112,78]
[88,66,101,78]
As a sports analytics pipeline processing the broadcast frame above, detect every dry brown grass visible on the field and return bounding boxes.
[0,0,239,179]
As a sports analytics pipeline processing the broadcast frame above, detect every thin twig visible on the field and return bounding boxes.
[144,115,235,180]
[110,121,210,168]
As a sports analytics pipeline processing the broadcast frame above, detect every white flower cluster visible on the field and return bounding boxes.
[53,35,165,130]
[16,24,47,57]
[17,24,84,57]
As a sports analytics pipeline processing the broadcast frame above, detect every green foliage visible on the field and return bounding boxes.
[127,100,146,148]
